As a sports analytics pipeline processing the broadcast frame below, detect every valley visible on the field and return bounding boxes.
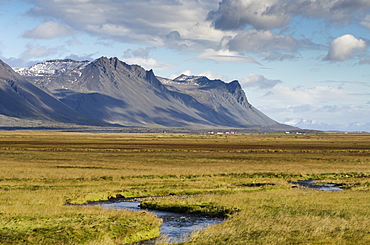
[0,132,369,244]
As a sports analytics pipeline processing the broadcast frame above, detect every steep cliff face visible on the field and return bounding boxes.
[12,57,290,129]
[163,75,278,127]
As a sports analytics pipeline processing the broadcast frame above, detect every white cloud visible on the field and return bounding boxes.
[123,47,155,59]
[85,23,131,37]
[325,34,367,61]
[121,47,174,71]
[191,49,261,64]
[23,21,75,39]
[20,44,65,59]
[198,70,226,81]
[240,73,282,89]
[121,57,175,71]
[260,84,367,105]
[64,53,96,62]
[229,30,296,51]
[227,29,299,60]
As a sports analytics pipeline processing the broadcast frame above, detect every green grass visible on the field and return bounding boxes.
[0,132,369,244]
[141,199,240,218]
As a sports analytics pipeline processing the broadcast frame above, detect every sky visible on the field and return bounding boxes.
[1,0,370,130]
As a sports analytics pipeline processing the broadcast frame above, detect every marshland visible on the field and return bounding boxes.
[0,132,369,244]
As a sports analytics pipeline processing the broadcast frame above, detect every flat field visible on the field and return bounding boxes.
[0,132,369,244]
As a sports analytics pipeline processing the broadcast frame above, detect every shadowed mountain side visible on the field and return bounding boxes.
[168,90,253,127]
[162,75,279,127]
[58,91,128,121]
[0,60,105,125]
[59,91,213,127]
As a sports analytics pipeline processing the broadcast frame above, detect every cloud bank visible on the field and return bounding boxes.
[17,0,369,63]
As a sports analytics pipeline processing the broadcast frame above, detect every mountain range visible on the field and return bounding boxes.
[283,118,370,132]
[0,57,293,131]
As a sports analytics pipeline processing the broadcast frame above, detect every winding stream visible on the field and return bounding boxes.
[102,201,224,244]
[98,181,342,243]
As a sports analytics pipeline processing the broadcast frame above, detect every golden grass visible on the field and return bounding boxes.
[186,189,370,244]
[0,132,369,244]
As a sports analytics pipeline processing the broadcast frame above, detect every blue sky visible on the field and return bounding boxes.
[1,0,370,129]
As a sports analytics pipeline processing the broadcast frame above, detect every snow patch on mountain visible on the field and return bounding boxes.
[158,75,201,86]
[14,59,89,77]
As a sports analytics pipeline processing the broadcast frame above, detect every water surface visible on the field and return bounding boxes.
[103,201,223,244]
[290,180,343,191]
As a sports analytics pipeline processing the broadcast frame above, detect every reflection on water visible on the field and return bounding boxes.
[103,201,223,244]
[290,180,343,191]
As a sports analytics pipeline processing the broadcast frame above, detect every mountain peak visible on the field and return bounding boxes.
[91,56,117,66]
[92,56,145,73]
[227,80,242,93]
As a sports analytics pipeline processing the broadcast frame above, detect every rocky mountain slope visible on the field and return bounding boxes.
[0,59,99,125]
[9,57,293,130]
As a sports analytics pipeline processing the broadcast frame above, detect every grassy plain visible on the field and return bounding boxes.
[0,132,369,244]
